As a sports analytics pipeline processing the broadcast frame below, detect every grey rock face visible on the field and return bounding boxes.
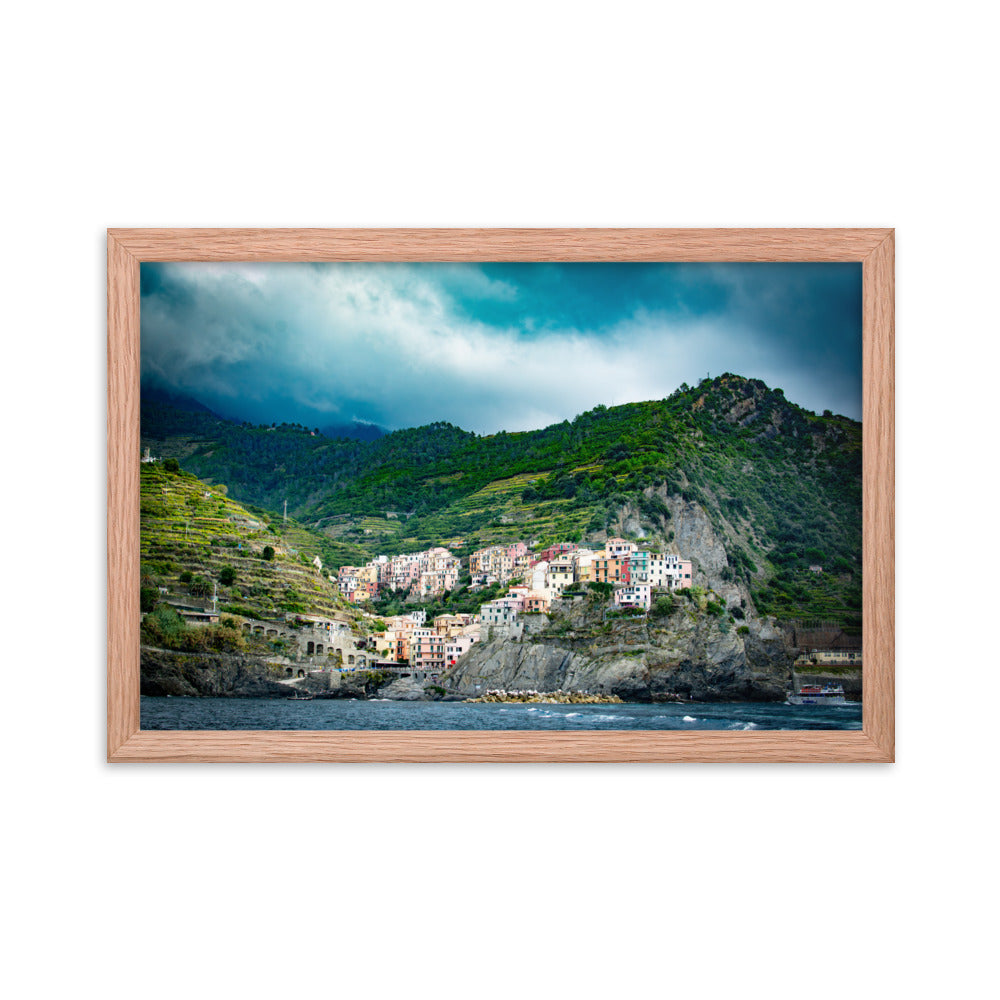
[140,647,295,698]
[614,490,753,611]
[376,676,429,701]
[442,598,794,702]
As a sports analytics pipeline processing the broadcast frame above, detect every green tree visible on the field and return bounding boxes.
[163,457,180,473]
[262,545,275,561]
[219,566,236,586]
[140,586,159,613]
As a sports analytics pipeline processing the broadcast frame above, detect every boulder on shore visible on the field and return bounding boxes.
[376,676,431,701]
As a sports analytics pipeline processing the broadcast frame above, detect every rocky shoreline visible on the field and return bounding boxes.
[467,689,623,704]
[141,598,861,704]
[440,593,798,703]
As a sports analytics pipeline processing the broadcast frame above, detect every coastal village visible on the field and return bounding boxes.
[140,456,860,702]
[330,538,693,680]
[155,530,695,686]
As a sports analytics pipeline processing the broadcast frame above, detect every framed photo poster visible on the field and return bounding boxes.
[108,228,893,762]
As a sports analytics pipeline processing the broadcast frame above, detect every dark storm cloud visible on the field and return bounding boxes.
[140,261,861,433]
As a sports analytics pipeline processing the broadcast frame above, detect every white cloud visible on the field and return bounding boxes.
[141,262,860,432]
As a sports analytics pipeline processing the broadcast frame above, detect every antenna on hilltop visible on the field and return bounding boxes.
[283,499,287,525]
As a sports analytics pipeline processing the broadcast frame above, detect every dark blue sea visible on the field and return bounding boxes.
[141,696,862,731]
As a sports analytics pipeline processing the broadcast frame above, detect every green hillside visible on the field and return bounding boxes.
[139,462,356,622]
[142,374,863,626]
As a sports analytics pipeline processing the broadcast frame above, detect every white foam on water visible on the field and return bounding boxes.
[565,712,581,718]
[683,715,697,722]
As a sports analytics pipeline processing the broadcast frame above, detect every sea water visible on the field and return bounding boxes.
[141,696,862,731]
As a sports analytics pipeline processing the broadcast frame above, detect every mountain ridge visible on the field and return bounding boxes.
[141,373,862,626]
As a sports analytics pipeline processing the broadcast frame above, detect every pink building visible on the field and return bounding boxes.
[470,541,529,584]
[522,591,551,613]
[534,541,577,565]
[411,628,446,674]
[605,537,639,559]
[445,634,477,668]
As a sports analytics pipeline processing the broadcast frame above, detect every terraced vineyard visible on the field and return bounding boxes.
[140,463,354,620]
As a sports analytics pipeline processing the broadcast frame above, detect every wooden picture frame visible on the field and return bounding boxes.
[108,228,894,762]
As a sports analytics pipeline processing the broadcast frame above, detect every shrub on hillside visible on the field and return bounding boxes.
[650,594,675,618]
[141,604,247,653]
[140,604,188,648]
[219,566,236,586]
[220,604,257,619]
[140,587,159,613]
[207,618,246,652]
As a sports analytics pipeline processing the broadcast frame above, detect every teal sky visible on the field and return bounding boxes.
[141,261,861,433]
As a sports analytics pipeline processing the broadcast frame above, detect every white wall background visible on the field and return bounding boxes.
[3,2,996,998]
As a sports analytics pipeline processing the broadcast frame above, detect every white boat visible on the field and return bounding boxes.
[788,683,848,706]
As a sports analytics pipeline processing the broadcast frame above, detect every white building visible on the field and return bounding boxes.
[546,555,575,595]
[480,596,523,626]
[613,583,652,610]
[649,553,693,590]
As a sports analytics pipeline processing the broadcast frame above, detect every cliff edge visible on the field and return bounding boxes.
[441,592,794,702]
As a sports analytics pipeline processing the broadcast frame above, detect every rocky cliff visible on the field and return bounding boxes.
[613,491,751,610]
[141,646,379,698]
[140,647,292,697]
[441,593,794,702]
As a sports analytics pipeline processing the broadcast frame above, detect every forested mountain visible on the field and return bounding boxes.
[141,374,862,626]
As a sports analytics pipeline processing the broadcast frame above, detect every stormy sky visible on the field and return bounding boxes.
[140,261,862,434]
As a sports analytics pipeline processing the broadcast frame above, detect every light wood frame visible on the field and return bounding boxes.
[108,228,894,762]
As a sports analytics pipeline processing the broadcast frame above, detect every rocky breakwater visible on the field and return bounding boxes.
[441,592,794,702]
[468,689,623,704]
